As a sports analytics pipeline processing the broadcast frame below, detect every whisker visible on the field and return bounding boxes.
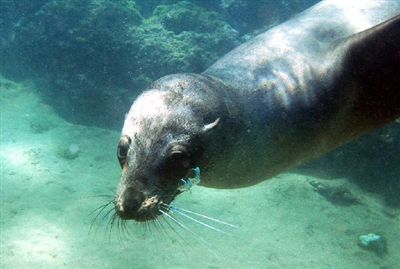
[119,218,124,242]
[158,215,194,256]
[142,220,149,239]
[140,222,145,237]
[151,217,162,241]
[160,215,188,245]
[108,212,118,241]
[117,218,129,247]
[122,219,133,239]
[159,209,218,257]
[168,204,239,229]
[154,217,168,239]
[89,194,116,198]
[145,221,151,238]
[88,200,114,217]
[89,200,114,235]
[82,193,116,200]
[155,216,180,246]
[170,208,230,235]
[116,217,121,243]
[100,207,116,228]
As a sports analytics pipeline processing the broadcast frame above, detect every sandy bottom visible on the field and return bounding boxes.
[1,76,399,269]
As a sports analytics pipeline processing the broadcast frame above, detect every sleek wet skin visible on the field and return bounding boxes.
[114,0,400,221]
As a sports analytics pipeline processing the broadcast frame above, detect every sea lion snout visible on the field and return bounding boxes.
[115,187,161,221]
[113,75,228,221]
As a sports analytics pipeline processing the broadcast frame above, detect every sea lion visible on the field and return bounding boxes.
[114,0,400,221]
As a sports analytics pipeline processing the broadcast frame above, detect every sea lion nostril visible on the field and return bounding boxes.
[115,191,145,219]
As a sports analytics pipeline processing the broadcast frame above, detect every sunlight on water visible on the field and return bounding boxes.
[1,145,30,167]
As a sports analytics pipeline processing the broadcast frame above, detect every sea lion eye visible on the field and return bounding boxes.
[169,151,190,168]
[117,135,131,168]
[169,144,191,167]
[163,147,190,180]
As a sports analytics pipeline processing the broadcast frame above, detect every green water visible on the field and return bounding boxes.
[1,76,399,269]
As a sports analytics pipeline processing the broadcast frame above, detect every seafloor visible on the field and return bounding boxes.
[1,76,399,269]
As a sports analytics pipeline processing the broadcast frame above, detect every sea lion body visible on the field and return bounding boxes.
[202,0,400,187]
[115,0,400,221]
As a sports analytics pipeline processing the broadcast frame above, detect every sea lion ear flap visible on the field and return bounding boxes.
[202,118,220,133]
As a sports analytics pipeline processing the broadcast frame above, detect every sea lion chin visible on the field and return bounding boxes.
[114,1,400,221]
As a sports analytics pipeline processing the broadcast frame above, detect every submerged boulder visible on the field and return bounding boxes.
[358,233,387,256]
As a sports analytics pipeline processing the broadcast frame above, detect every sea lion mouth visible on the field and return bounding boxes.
[114,187,184,222]
[115,194,162,222]
[114,168,201,222]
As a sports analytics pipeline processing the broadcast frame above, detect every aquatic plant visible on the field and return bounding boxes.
[2,0,238,129]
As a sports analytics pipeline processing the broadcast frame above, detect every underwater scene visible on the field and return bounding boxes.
[1,0,399,268]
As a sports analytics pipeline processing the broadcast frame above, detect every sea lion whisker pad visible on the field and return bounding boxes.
[113,0,400,225]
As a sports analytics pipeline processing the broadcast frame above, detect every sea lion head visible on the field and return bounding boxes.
[114,74,220,222]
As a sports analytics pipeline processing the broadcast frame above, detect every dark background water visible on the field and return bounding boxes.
[0,0,399,206]
[1,0,318,128]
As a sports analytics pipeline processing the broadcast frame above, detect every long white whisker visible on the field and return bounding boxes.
[157,216,192,255]
[159,209,218,257]
[161,214,190,246]
[169,205,239,229]
[172,208,230,235]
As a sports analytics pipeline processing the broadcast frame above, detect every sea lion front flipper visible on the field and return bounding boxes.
[337,14,400,132]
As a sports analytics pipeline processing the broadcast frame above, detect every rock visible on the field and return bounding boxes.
[309,180,361,206]
[358,233,387,255]
[59,144,80,160]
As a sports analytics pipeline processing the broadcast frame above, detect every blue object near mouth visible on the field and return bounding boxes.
[178,167,201,192]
